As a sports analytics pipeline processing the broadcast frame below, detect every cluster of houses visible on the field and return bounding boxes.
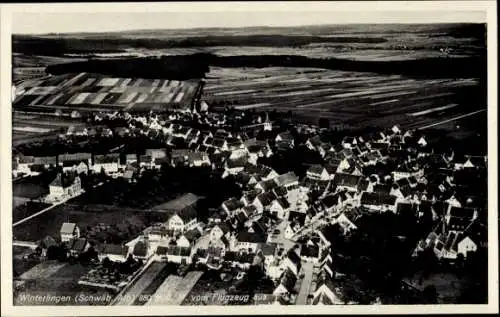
[15,101,487,305]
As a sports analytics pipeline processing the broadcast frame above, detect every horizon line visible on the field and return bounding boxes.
[13,22,486,36]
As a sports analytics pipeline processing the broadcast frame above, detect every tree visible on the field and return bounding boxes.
[319,118,330,130]
[423,284,438,304]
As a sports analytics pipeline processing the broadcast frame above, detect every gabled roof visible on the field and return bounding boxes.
[101,244,129,256]
[237,230,267,243]
[69,238,88,252]
[60,222,77,234]
[275,197,290,210]
[307,164,326,175]
[256,191,277,207]
[279,268,297,291]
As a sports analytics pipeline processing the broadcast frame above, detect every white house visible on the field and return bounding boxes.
[209,223,231,243]
[269,198,290,220]
[48,173,82,202]
[360,192,398,213]
[60,222,80,243]
[457,236,477,257]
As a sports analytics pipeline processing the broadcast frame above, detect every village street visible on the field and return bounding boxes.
[295,261,315,305]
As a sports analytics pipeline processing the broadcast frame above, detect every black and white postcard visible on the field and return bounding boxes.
[0,1,497,316]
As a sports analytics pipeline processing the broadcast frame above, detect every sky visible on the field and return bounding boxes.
[11,8,486,35]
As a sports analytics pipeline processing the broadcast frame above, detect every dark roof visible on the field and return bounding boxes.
[286,249,302,268]
[396,202,416,215]
[223,198,244,211]
[184,228,202,242]
[167,246,191,256]
[396,178,411,188]
[256,191,277,207]
[373,184,391,195]
[276,197,290,210]
[237,230,267,243]
[156,246,169,256]
[322,194,339,209]
[360,192,397,206]
[301,243,320,258]
[332,173,361,188]
[133,241,148,257]
[235,211,249,224]
[289,211,307,227]
[273,186,288,197]
[69,238,88,252]
[280,268,297,291]
[449,206,475,220]
[94,154,120,164]
[258,179,278,192]
[101,244,128,256]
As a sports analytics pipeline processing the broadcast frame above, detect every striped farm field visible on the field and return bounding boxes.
[13,72,202,115]
[205,66,485,129]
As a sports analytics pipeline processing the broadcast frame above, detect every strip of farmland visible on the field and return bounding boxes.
[146,271,203,305]
[114,262,167,306]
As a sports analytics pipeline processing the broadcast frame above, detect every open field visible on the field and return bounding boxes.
[14,262,113,306]
[147,271,203,305]
[12,112,85,146]
[205,67,485,129]
[13,72,201,115]
[132,263,178,305]
[13,246,40,277]
[12,201,165,243]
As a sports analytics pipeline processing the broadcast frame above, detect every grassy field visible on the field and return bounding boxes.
[12,112,85,146]
[13,246,40,277]
[133,263,178,305]
[12,201,164,243]
[205,67,485,129]
[13,201,52,223]
[14,261,113,306]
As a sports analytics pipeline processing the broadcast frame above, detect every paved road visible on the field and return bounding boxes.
[295,261,314,305]
[417,109,486,130]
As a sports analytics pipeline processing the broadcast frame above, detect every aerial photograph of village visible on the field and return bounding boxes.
[10,8,488,307]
